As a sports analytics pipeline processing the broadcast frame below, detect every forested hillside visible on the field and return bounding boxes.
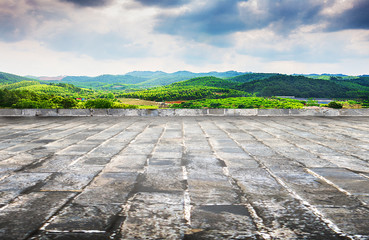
[60,75,147,90]
[333,77,369,88]
[236,75,364,98]
[227,73,277,83]
[0,81,40,90]
[170,76,239,89]
[119,74,369,101]
[0,72,39,84]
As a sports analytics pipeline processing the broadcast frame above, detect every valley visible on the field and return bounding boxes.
[1,71,368,109]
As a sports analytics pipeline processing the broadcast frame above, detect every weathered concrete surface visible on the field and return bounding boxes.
[0,116,368,240]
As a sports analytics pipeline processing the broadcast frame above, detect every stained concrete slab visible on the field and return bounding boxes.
[0,116,368,239]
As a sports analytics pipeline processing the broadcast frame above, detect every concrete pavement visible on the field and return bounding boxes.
[0,116,368,239]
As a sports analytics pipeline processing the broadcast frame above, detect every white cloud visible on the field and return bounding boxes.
[320,0,354,16]
[0,0,368,76]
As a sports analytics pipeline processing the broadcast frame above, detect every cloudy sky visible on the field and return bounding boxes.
[1,0,369,76]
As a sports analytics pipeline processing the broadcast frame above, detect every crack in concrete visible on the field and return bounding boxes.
[215,118,352,239]
[34,120,146,238]
[198,119,270,239]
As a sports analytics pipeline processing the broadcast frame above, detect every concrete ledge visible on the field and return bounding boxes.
[208,109,225,115]
[339,109,369,116]
[0,109,23,116]
[289,109,340,116]
[58,109,91,116]
[258,109,290,116]
[173,109,207,116]
[1,108,369,117]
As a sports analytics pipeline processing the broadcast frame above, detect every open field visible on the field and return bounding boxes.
[0,116,368,239]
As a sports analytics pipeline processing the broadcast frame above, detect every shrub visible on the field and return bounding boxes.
[209,102,222,108]
[328,101,343,109]
[84,99,113,108]
[61,98,78,109]
[12,99,56,109]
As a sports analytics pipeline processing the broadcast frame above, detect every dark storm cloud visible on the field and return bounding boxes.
[155,0,327,38]
[249,0,325,31]
[60,0,112,7]
[156,0,246,37]
[134,0,189,8]
[327,0,369,31]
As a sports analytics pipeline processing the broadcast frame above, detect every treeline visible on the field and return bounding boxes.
[170,97,304,109]
[1,81,94,98]
[0,89,136,109]
[0,81,39,90]
[0,89,78,108]
[118,86,250,102]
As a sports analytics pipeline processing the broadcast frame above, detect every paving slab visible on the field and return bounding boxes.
[0,116,368,239]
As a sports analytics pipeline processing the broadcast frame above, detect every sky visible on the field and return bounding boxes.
[1,0,369,76]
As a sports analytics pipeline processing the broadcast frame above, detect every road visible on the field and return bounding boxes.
[0,116,368,240]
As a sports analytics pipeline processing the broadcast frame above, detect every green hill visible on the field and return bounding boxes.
[333,77,369,88]
[14,83,93,97]
[227,73,278,83]
[128,71,246,88]
[118,75,252,101]
[1,79,94,98]
[0,81,40,90]
[52,71,247,90]
[237,75,353,98]
[170,76,239,88]
[0,72,39,84]
[60,75,148,90]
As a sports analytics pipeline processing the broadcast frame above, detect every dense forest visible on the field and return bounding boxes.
[237,75,352,98]
[227,73,278,83]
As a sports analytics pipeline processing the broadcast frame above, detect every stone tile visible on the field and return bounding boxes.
[189,204,257,237]
[310,168,369,195]
[45,203,122,231]
[0,192,76,240]
[0,172,51,205]
[121,192,186,239]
